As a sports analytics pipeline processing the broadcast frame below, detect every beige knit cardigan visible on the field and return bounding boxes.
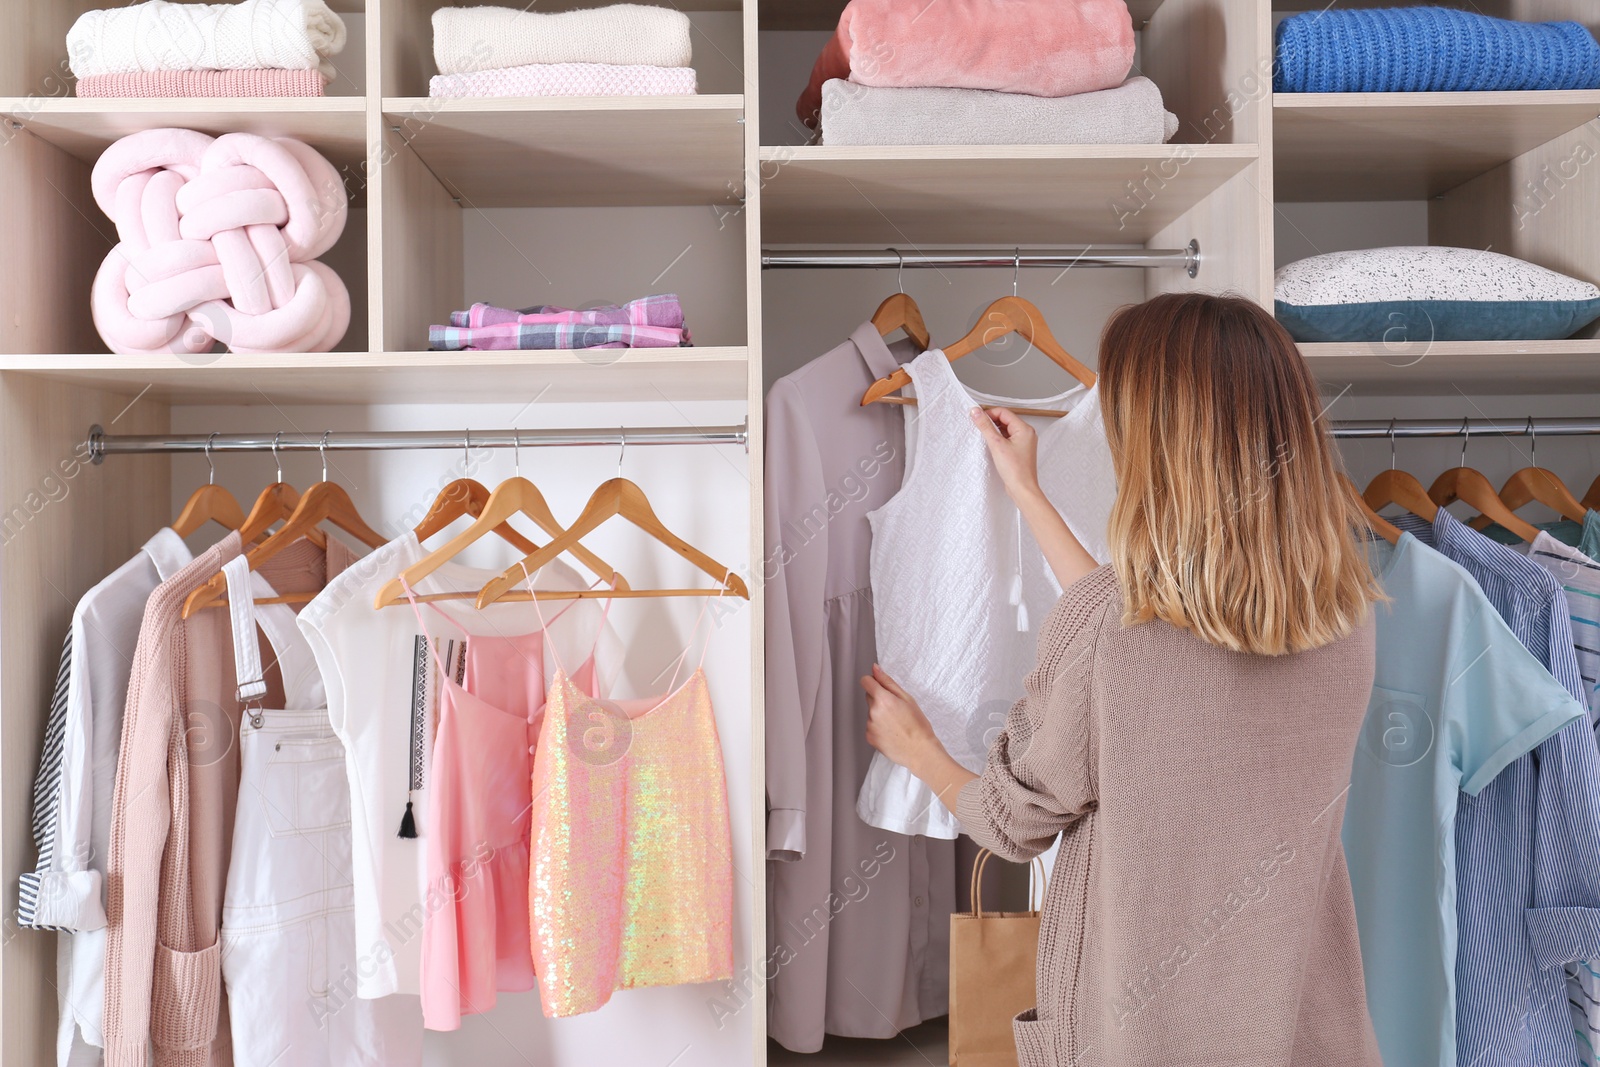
[103,534,353,1067]
[956,566,1382,1067]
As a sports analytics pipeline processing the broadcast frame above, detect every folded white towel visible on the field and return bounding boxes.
[432,4,692,75]
[820,76,1179,147]
[68,0,346,80]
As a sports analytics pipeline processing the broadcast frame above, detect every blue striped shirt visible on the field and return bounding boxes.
[1397,511,1600,1067]
[1524,532,1600,1066]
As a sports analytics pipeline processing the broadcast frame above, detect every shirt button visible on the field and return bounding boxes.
[913,896,924,908]
[529,745,537,755]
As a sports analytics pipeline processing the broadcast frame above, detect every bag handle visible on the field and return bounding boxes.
[969,847,1048,917]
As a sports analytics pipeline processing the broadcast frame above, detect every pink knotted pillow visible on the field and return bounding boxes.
[89,128,351,354]
[798,0,1137,127]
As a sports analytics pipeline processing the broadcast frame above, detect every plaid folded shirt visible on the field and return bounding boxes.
[428,294,691,351]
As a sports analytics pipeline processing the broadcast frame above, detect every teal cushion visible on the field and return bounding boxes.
[1275,298,1600,344]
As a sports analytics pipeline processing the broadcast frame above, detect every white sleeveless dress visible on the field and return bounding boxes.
[860,348,1117,838]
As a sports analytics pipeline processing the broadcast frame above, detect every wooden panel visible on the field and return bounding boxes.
[0,98,369,175]
[0,121,107,355]
[1275,92,1600,200]
[1148,161,1272,303]
[0,349,751,404]
[0,375,169,1067]
[382,97,746,207]
[0,0,93,97]
[1301,340,1600,393]
[1142,0,1269,144]
[741,0,767,1055]
[1430,121,1600,330]
[378,126,463,351]
[759,144,1256,244]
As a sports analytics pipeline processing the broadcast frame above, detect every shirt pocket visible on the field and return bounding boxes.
[258,737,351,838]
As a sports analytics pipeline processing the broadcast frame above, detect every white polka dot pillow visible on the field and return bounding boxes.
[1274,247,1600,343]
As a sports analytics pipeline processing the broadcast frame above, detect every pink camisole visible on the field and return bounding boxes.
[405,592,598,1031]
[528,603,734,1016]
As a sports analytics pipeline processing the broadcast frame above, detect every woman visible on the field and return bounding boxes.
[862,293,1383,1067]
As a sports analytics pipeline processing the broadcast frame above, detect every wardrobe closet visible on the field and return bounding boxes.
[0,0,1598,1065]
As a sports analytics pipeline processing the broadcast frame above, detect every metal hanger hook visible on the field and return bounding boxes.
[1459,417,1471,468]
[513,429,522,478]
[616,428,627,478]
[319,431,330,482]
[894,248,905,294]
[1527,416,1537,466]
[1387,419,1396,471]
[462,428,471,472]
[205,432,218,485]
[271,431,283,483]
[1012,248,1021,297]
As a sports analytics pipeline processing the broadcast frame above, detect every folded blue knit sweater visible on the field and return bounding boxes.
[1275,7,1600,93]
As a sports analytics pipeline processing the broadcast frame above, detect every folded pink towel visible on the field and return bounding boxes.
[798,0,1136,127]
[429,62,696,98]
[76,70,327,97]
[90,128,351,354]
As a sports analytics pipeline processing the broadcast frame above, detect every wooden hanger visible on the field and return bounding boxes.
[173,436,247,538]
[861,292,1095,419]
[236,435,324,548]
[237,483,325,547]
[184,438,388,617]
[1362,424,1438,523]
[1341,473,1400,545]
[870,255,930,351]
[474,477,749,608]
[1429,422,1541,543]
[1496,421,1586,522]
[414,478,541,550]
[375,475,630,609]
[872,292,930,351]
[1583,473,1600,512]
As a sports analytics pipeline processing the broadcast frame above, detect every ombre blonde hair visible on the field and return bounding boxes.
[1097,292,1380,656]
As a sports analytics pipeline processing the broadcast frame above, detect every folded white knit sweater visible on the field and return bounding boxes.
[432,4,692,75]
[820,76,1179,147]
[68,0,346,79]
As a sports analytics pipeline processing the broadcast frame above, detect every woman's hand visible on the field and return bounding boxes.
[863,664,980,808]
[971,406,1040,504]
[862,664,941,775]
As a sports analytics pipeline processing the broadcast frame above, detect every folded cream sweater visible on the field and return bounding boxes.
[432,4,692,75]
[68,0,346,79]
[820,76,1178,146]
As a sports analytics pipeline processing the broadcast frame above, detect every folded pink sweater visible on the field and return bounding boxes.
[76,69,326,97]
[797,0,1136,126]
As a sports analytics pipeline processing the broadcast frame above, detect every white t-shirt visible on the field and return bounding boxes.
[297,533,614,998]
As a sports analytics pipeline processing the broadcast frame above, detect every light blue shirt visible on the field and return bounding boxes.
[1347,534,1586,1067]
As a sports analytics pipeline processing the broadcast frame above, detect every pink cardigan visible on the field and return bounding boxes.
[103,533,354,1067]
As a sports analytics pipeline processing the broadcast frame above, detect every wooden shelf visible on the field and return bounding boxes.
[1274,91,1600,201]
[0,348,749,405]
[759,144,1256,244]
[383,96,746,208]
[1300,339,1600,394]
[0,97,368,173]
[760,0,1162,29]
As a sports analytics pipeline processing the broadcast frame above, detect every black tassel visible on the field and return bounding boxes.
[398,800,417,839]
